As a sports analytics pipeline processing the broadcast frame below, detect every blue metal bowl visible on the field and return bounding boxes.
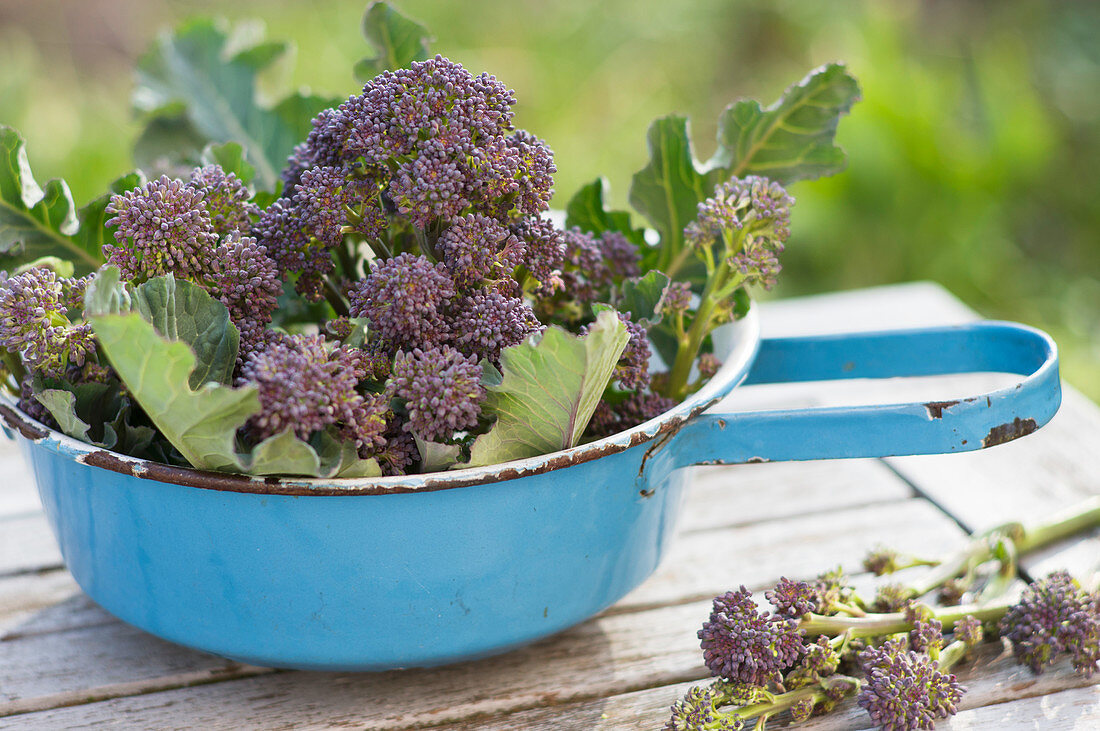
[1,313,1061,670]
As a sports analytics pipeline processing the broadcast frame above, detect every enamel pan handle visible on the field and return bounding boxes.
[663,322,1060,471]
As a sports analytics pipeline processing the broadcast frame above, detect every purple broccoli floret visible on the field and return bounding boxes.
[448,290,541,363]
[437,213,524,289]
[348,253,456,351]
[0,268,95,378]
[105,175,219,281]
[698,586,805,685]
[188,165,259,236]
[1000,570,1100,676]
[684,176,793,290]
[239,334,387,450]
[857,638,963,730]
[390,345,485,441]
[765,577,818,618]
[510,216,566,294]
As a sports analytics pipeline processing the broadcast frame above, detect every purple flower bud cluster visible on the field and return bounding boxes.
[1000,570,1100,676]
[0,267,95,378]
[437,213,524,288]
[698,586,805,685]
[449,290,541,363]
[239,333,388,452]
[587,390,676,439]
[661,281,693,315]
[107,168,283,346]
[556,228,628,305]
[684,176,793,290]
[391,345,485,441]
[105,176,219,281]
[953,616,984,647]
[348,253,455,350]
[510,217,565,294]
[664,685,739,731]
[857,638,963,730]
[188,165,259,236]
[765,577,818,618]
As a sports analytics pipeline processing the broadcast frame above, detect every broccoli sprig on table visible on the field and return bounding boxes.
[0,3,860,477]
[666,498,1100,730]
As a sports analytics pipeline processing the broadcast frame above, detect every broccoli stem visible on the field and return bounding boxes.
[902,496,1100,600]
[665,260,726,400]
[798,601,1011,640]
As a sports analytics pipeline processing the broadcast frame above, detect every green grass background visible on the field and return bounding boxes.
[2,0,1097,397]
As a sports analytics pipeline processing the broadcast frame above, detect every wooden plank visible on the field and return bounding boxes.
[681,459,910,534]
[759,281,977,337]
[0,449,38,520]
[0,570,85,641]
[13,623,1096,730]
[433,644,1099,730]
[0,513,62,578]
[615,498,965,612]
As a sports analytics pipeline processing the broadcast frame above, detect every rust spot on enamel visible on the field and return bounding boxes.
[0,404,48,440]
[982,417,1038,448]
[924,400,959,419]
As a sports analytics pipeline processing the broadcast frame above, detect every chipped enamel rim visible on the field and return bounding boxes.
[0,307,760,496]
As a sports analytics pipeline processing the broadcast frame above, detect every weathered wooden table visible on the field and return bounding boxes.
[1,282,1098,730]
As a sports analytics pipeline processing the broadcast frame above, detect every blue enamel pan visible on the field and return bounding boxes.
[1,310,1060,670]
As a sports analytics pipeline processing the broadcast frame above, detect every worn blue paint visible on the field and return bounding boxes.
[9,319,1059,670]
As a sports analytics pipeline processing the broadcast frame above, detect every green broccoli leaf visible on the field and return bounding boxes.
[88,290,259,472]
[415,434,462,472]
[0,126,104,273]
[83,265,132,315]
[134,19,338,191]
[564,177,646,246]
[34,378,158,457]
[201,142,256,186]
[617,269,671,326]
[35,389,92,441]
[628,116,720,277]
[88,271,377,477]
[354,1,433,82]
[131,276,238,389]
[467,309,629,467]
[708,63,860,184]
[132,115,207,177]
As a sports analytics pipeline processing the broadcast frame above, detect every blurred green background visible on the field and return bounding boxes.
[1,0,1097,397]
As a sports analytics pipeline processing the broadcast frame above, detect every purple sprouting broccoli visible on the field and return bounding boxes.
[857,638,964,730]
[509,216,565,295]
[105,175,219,281]
[390,345,485,442]
[292,165,386,247]
[437,213,525,288]
[375,424,419,476]
[1000,570,1100,676]
[664,685,736,731]
[0,267,95,379]
[765,577,818,619]
[107,168,284,351]
[209,232,282,339]
[953,616,984,648]
[348,253,456,351]
[238,334,388,451]
[698,586,805,685]
[685,176,793,291]
[187,165,259,237]
[496,129,556,218]
[448,290,541,363]
[587,390,677,439]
